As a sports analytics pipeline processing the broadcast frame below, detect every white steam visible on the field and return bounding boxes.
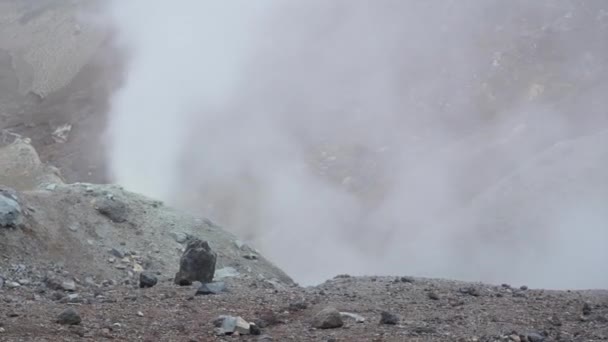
[103,1,608,289]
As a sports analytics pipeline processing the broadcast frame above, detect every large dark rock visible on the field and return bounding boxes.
[174,239,217,286]
[0,189,21,228]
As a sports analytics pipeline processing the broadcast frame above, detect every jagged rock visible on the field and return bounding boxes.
[174,239,216,286]
[380,311,399,325]
[57,308,81,325]
[249,323,261,335]
[195,282,226,295]
[0,191,21,228]
[110,248,125,258]
[139,272,158,288]
[312,307,344,329]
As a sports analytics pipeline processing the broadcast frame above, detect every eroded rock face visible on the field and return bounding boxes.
[174,239,217,285]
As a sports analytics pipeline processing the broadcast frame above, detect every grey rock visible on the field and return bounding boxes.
[0,192,21,228]
[61,280,76,291]
[139,272,158,288]
[340,312,366,323]
[400,276,415,283]
[17,279,30,285]
[170,232,189,243]
[459,286,481,297]
[526,332,545,342]
[380,311,399,325]
[0,277,3,288]
[110,248,125,258]
[6,281,20,289]
[258,335,273,341]
[174,239,216,286]
[312,307,344,329]
[428,291,440,300]
[57,308,81,325]
[195,282,226,295]
[96,197,129,223]
[221,316,237,334]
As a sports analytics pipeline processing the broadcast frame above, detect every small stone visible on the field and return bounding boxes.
[170,232,189,244]
[137,311,144,317]
[312,307,344,329]
[459,286,481,297]
[133,263,144,273]
[288,301,308,312]
[110,248,125,258]
[108,258,116,263]
[400,276,415,283]
[243,253,258,260]
[249,323,261,335]
[520,285,528,291]
[526,332,545,342]
[57,308,81,325]
[46,184,58,191]
[139,272,158,288]
[68,225,78,232]
[0,327,4,333]
[509,335,521,342]
[61,281,76,291]
[583,302,592,316]
[428,291,440,300]
[17,279,30,285]
[258,335,273,341]
[6,281,20,289]
[195,282,226,295]
[380,311,399,325]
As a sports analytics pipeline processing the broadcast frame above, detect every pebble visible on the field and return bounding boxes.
[380,311,399,325]
[139,272,158,288]
[6,281,20,289]
[17,279,30,285]
[428,291,440,300]
[137,311,144,317]
[61,280,76,291]
[57,308,81,325]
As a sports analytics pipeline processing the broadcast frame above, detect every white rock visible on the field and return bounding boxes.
[214,267,240,280]
[340,312,366,323]
[61,280,76,291]
[6,281,20,288]
[137,311,144,317]
[235,317,250,335]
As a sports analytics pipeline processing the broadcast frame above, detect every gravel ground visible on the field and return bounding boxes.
[0,272,607,341]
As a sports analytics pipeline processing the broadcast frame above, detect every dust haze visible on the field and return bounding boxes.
[101,1,608,289]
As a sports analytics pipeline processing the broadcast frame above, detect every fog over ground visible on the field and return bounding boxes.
[101,1,608,289]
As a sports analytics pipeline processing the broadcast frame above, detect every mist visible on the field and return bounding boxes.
[101,0,608,289]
